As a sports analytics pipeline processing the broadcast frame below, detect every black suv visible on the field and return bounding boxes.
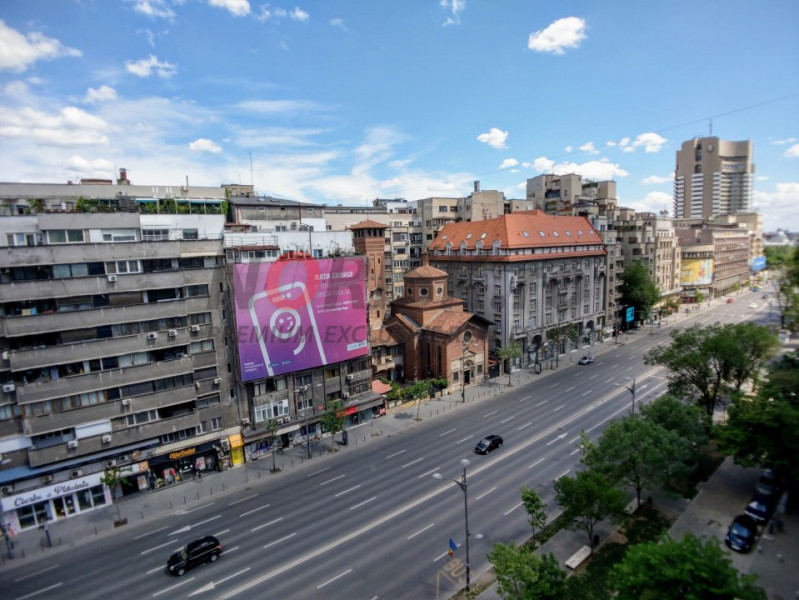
[167,535,223,576]
[474,435,503,454]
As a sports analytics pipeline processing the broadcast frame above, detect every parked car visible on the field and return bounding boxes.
[749,303,758,309]
[726,298,734,304]
[474,435,503,454]
[725,514,758,553]
[762,294,769,300]
[577,355,594,365]
[755,469,780,497]
[744,494,775,524]
[167,535,223,576]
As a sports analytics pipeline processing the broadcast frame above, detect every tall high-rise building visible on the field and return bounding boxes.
[673,137,754,219]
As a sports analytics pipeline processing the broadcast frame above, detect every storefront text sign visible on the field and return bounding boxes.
[1,472,104,511]
[169,447,196,460]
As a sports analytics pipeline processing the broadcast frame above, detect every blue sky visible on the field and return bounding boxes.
[1,1,798,230]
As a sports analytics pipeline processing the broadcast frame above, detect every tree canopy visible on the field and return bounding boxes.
[609,533,766,600]
[488,543,567,600]
[554,470,626,551]
[520,486,547,544]
[320,399,345,449]
[497,340,522,386]
[620,262,660,322]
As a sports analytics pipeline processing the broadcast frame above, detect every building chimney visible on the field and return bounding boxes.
[117,168,130,185]
[421,253,430,266]
[474,180,480,192]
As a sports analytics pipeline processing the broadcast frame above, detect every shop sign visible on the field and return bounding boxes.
[1,472,104,511]
[168,447,196,460]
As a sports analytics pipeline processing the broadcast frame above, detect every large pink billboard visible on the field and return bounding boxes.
[232,256,368,382]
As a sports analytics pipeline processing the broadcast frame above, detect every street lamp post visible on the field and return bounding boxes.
[432,458,481,593]
[461,343,469,404]
[615,377,648,415]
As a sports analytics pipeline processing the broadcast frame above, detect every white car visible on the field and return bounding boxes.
[578,355,594,365]
[749,303,758,309]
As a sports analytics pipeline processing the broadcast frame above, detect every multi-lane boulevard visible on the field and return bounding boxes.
[3,290,776,600]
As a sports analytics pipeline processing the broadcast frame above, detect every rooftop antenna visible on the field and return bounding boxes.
[249,152,254,187]
[708,118,713,137]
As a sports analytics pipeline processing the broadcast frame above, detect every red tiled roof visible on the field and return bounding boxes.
[428,210,602,251]
[423,311,473,334]
[403,265,448,278]
[371,380,392,395]
[370,327,399,346]
[350,219,388,229]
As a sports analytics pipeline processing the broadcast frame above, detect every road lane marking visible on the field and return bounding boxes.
[14,565,60,582]
[402,457,425,468]
[320,474,347,486]
[536,400,548,407]
[500,415,516,424]
[134,526,168,540]
[483,410,498,418]
[589,374,598,379]
[517,422,533,430]
[252,517,283,532]
[581,389,592,396]
[555,469,571,480]
[528,457,546,470]
[406,523,435,540]
[350,496,377,510]
[214,529,231,537]
[552,404,565,412]
[224,545,240,554]
[174,502,215,516]
[228,494,258,506]
[549,382,560,388]
[192,515,222,528]
[147,565,166,575]
[152,577,196,598]
[565,386,575,392]
[570,448,580,456]
[418,467,440,479]
[475,487,496,501]
[263,532,296,549]
[16,583,63,600]
[504,501,523,516]
[240,504,271,517]
[140,539,179,555]
[439,428,457,437]
[335,485,361,497]
[385,449,407,460]
[189,569,251,597]
[317,568,353,590]
[306,467,331,478]
[546,432,567,446]
[456,435,473,444]
[568,435,580,444]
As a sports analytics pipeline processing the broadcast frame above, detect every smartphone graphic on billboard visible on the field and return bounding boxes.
[248,281,327,377]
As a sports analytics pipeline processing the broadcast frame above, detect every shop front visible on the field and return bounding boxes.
[147,441,222,489]
[342,392,386,428]
[0,472,111,535]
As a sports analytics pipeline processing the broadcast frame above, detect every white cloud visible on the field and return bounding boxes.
[756,176,769,182]
[441,0,466,26]
[626,190,673,214]
[527,16,586,55]
[66,155,115,178]
[477,127,508,150]
[0,106,109,146]
[642,174,673,185]
[125,55,177,78]
[619,137,631,147]
[564,145,572,153]
[771,137,797,145]
[237,99,324,113]
[3,80,29,97]
[189,138,222,153]
[631,132,667,153]
[130,0,176,20]
[330,18,347,31]
[84,85,118,103]
[532,156,554,172]
[290,7,309,21]
[0,20,81,72]
[352,126,407,177]
[256,6,287,20]
[605,140,617,147]
[499,158,518,169]
[784,144,799,158]
[579,141,598,154]
[753,183,799,231]
[208,0,250,17]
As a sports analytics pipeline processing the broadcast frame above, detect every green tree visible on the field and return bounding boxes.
[609,533,766,600]
[488,543,567,600]
[546,327,562,368]
[580,416,690,507]
[566,323,579,351]
[638,395,710,450]
[265,419,281,473]
[719,322,779,393]
[520,486,547,545]
[497,340,522,386]
[620,262,660,325]
[320,399,345,449]
[100,466,132,524]
[554,470,626,552]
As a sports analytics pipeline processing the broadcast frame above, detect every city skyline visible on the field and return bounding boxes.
[1,1,798,230]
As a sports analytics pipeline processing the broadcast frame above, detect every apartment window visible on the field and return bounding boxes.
[182,229,199,240]
[126,409,158,426]
[185,284,209,297]
[438,206,448,212]
[196,394,221,409]
[190,339,215,353]
[47,229,85,244]
[106,260,142,275]
[254,399,289,423]
[142,229,169,241]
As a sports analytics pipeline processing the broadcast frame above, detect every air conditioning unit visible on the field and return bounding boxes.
[2,383,15,393]
[220,438,230,451]
[195,381,201,389]
[168,329,177,337]
[346,374,354,381]
[147,332,158,340]
[1,350,8,360]
[107,274,117,283]
[42,475,53,484]
[70,469,83,478]
[241,417,250,426]
[118,455,130,463]
[301,385,309,392]
[342,392,350,399]
[176,352,185,359]
[67,440,79,449]
[105,459,116,468]
[101,435,112,444]
[190,325,201,333]
[1,484,13,494]
[213,377,221,385]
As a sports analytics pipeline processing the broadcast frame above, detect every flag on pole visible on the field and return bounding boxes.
[448,538,457,557]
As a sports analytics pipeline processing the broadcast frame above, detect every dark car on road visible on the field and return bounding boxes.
[755,469,780,497]
[744,494,775,525]
[167,535,223,576]
[474,435,503,454]
[725,514,758,553]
